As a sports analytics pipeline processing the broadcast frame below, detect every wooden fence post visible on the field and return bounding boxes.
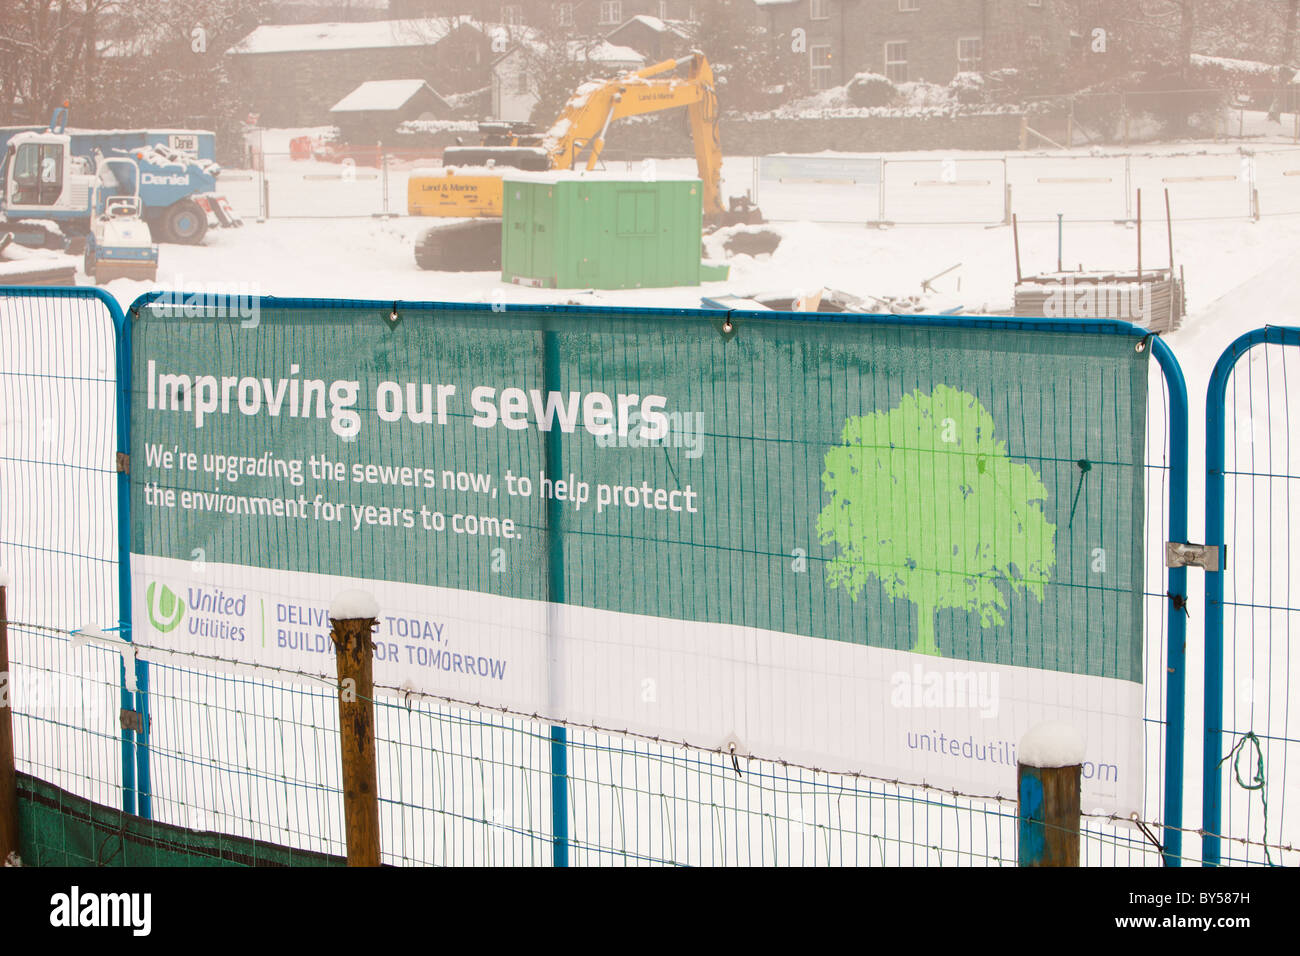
[1017,721,1084,867]
[0,578,19,865]
[329,590,381,867]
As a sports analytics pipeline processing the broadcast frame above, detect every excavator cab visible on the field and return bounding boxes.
[0,131,96,248]
[476,122,541,148]
[3,135,71,209]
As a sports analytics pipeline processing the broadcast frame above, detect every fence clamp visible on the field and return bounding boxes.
[115,452,129,474]
[119,708,144,734]
[1165,541,1224,572]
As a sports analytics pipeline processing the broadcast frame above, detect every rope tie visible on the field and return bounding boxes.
[1218,732,1275,866]
[1067,458,1092,529]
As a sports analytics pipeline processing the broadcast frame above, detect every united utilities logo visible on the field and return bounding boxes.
[146,582,185,633]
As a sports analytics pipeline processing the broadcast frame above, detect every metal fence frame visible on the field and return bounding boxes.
[1203,324,1300,867]
[2,288,1191,865]
[0,286,143,815]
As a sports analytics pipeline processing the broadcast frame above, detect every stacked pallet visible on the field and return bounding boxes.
[1013,269,1185,333]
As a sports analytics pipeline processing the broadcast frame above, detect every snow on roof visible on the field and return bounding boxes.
[331,79,442,113]
[574,41,645,65]
[1191,53,1292,75]
[228,17,475,55]
[612,15,692,37]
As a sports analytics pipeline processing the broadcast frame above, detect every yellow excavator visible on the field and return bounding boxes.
[408,51,762,271]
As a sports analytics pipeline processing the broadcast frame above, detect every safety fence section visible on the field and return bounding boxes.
[214,144,1300,228]
[0,288,133,815]
[1,290,1194,866]
[751,148,1300,227]
[1204,326,1300,867]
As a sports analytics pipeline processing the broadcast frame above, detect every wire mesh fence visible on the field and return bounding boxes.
[1204,326,1300,868]
[0,289,126,812]
[217,140,1300,229]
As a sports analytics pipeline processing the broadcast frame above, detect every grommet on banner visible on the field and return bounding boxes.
[711,310,739,341]
[1136,332,1155,353]
[385,301,402,330]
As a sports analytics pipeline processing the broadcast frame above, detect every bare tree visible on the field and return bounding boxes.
[0,0,115,124]
[689,0,802,113]
[1268,0,1299,121]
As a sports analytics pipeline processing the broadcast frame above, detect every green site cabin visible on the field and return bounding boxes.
[501,174,705,290]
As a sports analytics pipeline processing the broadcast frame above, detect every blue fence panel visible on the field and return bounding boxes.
[1204,325,1300,867]
[0,287,140,815]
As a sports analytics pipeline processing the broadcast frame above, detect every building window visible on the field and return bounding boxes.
[514,70,530,95]
[557,3,574,25]
[810,44,833,89]
[810,0,830,20]
[957,37,982,71]
[600,1,623,24]
[884,41,907,82]
[503,4,522,25]
[658,0,669,19]
[899,0,919,11]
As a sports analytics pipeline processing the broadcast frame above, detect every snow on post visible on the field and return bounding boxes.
[0,567,11,589]
[1017,721,1084,867]
[1018,720,1086,769]
[329,588,379,621]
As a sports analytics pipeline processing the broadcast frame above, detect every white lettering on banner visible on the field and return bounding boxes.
[145,360,671,442]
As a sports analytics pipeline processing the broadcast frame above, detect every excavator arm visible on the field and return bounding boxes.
[541,53,725,217]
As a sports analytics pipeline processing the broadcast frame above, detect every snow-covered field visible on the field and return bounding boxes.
[5,137,1299,865]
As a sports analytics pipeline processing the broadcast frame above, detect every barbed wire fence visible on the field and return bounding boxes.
[7,617,1292,867]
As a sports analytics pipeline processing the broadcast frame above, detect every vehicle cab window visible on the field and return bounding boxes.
[13,142,64,205]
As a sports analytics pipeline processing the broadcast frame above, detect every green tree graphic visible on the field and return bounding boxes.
[816,385,1057,657]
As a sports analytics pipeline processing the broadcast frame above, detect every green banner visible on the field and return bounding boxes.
[131,302,1147,680]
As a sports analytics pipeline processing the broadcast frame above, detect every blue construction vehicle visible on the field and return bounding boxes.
[0,106,241,250]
